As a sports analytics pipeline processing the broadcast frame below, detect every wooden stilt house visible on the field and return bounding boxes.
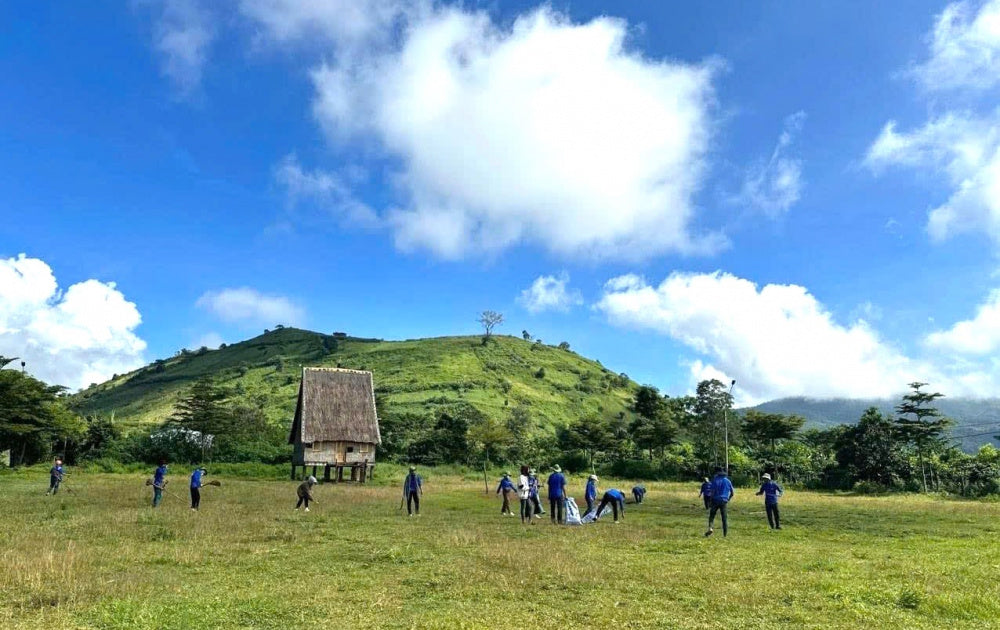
[288,367,381,483]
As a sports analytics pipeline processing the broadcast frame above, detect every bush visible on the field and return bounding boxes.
[558,341,570,350]
[852,480,893,495]
[534,367,546,379]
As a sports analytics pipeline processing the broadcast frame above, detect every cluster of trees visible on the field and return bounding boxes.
[379,379,1000,496]
[0,357,84,466]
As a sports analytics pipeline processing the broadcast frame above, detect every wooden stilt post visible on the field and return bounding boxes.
[323,464,331,482]
[290,464,296,480]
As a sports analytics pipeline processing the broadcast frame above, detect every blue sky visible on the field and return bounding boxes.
[3,0,1000,403]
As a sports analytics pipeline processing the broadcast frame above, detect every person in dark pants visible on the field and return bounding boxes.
[496,472,516,516]
[699,477,712,509]
[528,470,544,517]
[517,466,533,524]
[595,488,626,523]
[705,468,734,537]
[584,475,598,515]
[190,467,206,511]
[632,485,646,504]
[404,466,422,516]
[547,465,567,524]
[46,458,65,495]
[756,473,783,530]
[152,460,168,508]
[295,476,317,511]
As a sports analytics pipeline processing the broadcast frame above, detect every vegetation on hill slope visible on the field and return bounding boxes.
[70,327,637,435]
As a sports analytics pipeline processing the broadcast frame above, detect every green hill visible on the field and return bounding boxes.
[70,328,638,434]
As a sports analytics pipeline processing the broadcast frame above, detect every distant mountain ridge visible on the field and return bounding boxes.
[750,396,1000,451]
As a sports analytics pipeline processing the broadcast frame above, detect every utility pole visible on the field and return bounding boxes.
[724,379,736,473]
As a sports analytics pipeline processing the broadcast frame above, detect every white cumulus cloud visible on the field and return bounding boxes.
[196,288,304,327]
[517,273,583,314]
[739,111,806,215]
[151,0,215,96]
[866,113,1000,242]
[867,1,1000,245]
[926,288,1000,354]
[275,154,379,227]
[251,4,723,260]
[0,255,147,389]
[595,271,945,403]
[912,0,1000,92]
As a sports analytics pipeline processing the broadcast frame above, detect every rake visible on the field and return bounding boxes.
[202,480,222,487]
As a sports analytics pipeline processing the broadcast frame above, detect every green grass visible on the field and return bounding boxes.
[70,328,636,434]
[2,469,999,629]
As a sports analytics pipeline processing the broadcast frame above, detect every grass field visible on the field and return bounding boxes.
[2,469,1000,629]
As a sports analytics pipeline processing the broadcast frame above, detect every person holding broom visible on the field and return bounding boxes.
[46,458,65,495]
[403,466,422,516]
[152,459,168,508]
[190,467,207,511]
[295,475,317,512]
[496,472,516,516]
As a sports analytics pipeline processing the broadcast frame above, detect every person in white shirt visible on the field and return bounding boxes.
[517,465,533,524]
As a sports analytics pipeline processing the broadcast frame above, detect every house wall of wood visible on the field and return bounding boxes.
[301,440,376,466]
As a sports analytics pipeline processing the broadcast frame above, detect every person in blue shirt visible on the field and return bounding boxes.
[547,465,568,524]
[528,470,544,517]
[584,475,599,515]
[496,472,516,516]
[46,458,64,495]
[190,467,206,511]
[632,485,646,504]
[594,488,626,523]
[755,473,784,530]
[699,477,712,509]
[403,466,422,516]
[705,467,735,537]
[152,460,168,508]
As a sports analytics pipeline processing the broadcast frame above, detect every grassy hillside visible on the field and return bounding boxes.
[70,328,637,434]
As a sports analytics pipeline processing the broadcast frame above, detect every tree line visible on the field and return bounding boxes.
[4,354,1000,496]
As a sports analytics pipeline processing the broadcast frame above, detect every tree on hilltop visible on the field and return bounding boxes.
[478,310,504,339]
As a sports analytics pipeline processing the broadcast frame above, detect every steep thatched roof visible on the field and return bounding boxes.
[288,368,381,445]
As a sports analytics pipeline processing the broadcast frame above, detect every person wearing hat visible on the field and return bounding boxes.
[546,465,568,524]
[403,466,423,516]
[755,473,784,530]
[705,467,734,537]
[584,474,599,516]
[698,476,712,509]
[189,467,207,511]
[152,459,168,508]
[496,472,516,516]
[46,458,65,495]
[594,488,626,523]
[517,466,533,524]
[631,484,647,504]
[528,469,544,517]
[296,475,317,512]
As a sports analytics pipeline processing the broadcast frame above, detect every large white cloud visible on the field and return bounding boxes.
[517,273,583,314]
[251,4,723,260]
[0,255,147,389]
[595,271,948,403]
[867,1,1000,244]
[912,0,1000,92]
[926,288,1000,354]
[196,287,304,327]
[866,114,1000,242]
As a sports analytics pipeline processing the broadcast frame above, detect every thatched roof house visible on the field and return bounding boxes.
[288,367,381,481]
